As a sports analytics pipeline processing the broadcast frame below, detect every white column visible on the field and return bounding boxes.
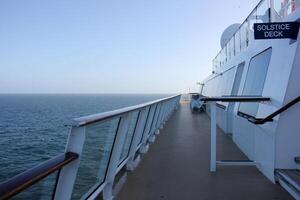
[149,104,159,135]
[148,104,161,142]
[163,102,170,122]
[153,103,162,130]
[102,114,130,200]
[139,105,155,154]
[54,126,86,200]
[126,108,148,171]
[159,103,167,129]
[210,101,217,172]
[154,103,163,134]
[269,0,275,22]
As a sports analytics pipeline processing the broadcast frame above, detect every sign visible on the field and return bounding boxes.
[254,22,299,40]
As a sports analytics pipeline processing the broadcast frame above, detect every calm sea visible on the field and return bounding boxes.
[0,94,169,198]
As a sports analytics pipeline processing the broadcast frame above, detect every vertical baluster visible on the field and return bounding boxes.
[210,102,217,172]
[176,96,180,109]
[158,102,166,129]
[166,101,172,120]
[270,0,275,22]
[149,104,158,135]
[166,101,171,119]
[139,105,155,154]
[153,103,162,132]
[102,114,130,200]
[154,103,163,135]
[162,102,168,125]
[126,108,148,171]
[163,101,169,123]
[148,103,161,143]
[54,126,86,200]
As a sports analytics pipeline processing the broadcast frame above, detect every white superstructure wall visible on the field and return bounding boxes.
[202,8,300,182]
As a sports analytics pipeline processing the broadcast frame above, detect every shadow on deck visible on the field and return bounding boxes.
[115,104,292,200]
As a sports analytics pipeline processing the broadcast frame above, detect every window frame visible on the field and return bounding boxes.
[238,47,272,119]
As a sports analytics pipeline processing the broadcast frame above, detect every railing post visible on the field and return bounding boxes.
[126,108,148,171]
[167,101,172,117]
[139,105,155,154]
[158,102,166,129]
[168,101,173,118]
[270,0,275,22]
[149,104,159,134]
[176,97,180,109]
[162,102,169,123]
[210,101,217,172]
[166,101,172,119]
[54,126,86,200]
[154,103,162,128]
[154,103,163,135]
[149,103,161,142]
[102,114,130,200]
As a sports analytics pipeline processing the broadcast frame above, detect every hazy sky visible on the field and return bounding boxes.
[0,0,260,94]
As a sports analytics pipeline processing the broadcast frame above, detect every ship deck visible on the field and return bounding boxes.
[115,103,292,200]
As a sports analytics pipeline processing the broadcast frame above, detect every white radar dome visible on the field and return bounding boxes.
[220,23,241,49]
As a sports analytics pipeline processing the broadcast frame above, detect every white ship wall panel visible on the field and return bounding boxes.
[202,8,300,182]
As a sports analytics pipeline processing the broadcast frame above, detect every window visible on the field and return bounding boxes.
[203,66,235,100]
[238,48,272,117]
[218,67,236,107]
[231,62,245,96]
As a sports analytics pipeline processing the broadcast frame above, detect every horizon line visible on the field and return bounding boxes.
[0,92,181,95]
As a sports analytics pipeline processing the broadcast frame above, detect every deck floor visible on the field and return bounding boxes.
[115,104,292,200]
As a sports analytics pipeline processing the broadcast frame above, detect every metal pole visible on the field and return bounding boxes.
[102,114,130,200]
[126,108,147,170]
[139,105,155,154]
[54,126,86,200]
[210,102,217,172]
[269,0,275,22]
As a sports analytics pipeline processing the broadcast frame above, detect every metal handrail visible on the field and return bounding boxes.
[248,96,300,124]
[0,152,78,200]
[200,96,271,102]
[73,95,181,127]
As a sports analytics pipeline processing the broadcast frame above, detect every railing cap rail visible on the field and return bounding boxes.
[200,95,271,102]
[73,94,181,127]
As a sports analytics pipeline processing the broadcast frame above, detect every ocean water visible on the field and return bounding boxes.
[0,94,169,198]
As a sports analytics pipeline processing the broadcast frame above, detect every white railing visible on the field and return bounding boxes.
[212,0,298,72]
[54,95,181,200]
[0,95,180,200]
